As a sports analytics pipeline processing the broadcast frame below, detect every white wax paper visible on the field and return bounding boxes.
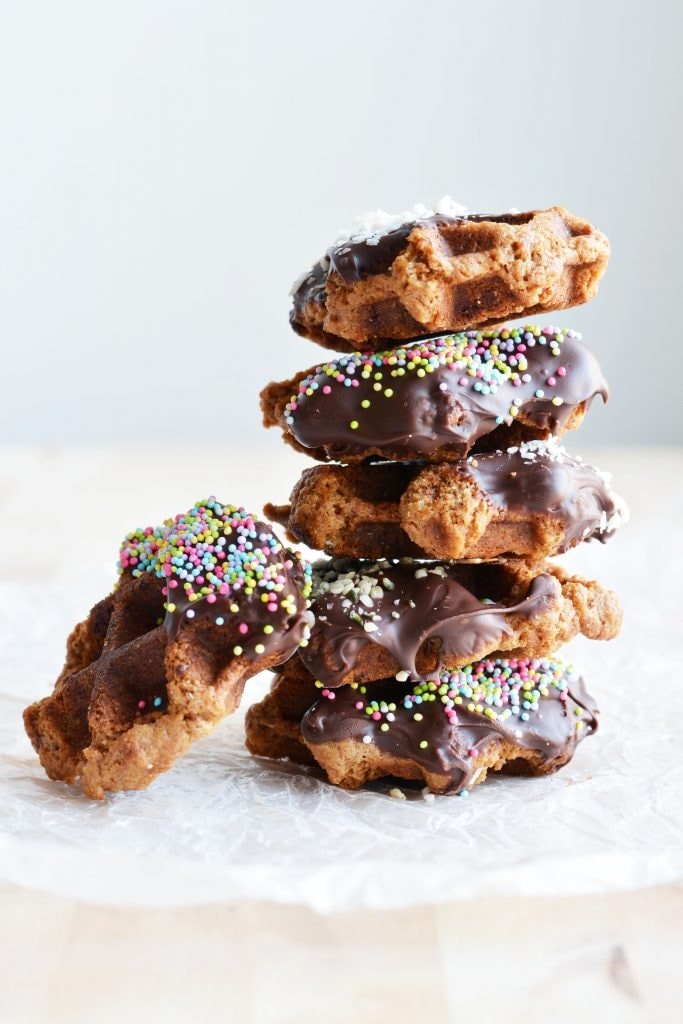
[1,522,682,912]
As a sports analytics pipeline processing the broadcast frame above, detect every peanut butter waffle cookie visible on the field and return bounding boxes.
[291,202,609,349]
[266,439,627,561]
[24,499,312,799]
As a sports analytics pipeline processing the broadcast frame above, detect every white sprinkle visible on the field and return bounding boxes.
[421,788,436,803]
[334,196,469,247]
[185,609,195,619]
[215,616,225,626]
[362,735,372,744]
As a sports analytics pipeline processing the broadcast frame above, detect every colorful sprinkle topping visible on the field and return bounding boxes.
[118,497,312,616]
[285,326,580,428]
[321,657,586,734]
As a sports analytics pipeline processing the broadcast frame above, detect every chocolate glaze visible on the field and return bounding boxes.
[465,443,624,550]
[301,665,598,794]
[287,333,607,462]
[160,532,312,666]
[300,559,559,685]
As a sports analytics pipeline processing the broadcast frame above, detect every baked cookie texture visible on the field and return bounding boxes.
[260,327,607,464]
[24,499,312,799]
[246,655,599,795]
[300,557,622,687]
[266,439,627,561]
[291,205,610,350]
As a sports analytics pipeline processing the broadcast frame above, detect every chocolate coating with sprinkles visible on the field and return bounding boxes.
[301,657,598,794]
[282,327,607,462]
[118,498,313,662]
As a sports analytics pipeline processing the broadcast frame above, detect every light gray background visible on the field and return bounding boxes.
[1,0,680,446]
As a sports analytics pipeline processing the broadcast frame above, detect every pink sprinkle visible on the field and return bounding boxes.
[557,366,566,377]
[372,711,382,721]
[322,385,331,394]
[355,701,363,710]
[239,623,249,635]
[206,593,217,604]
[459,376,468,386]
[547,376,556,386]
[138,700,146,710]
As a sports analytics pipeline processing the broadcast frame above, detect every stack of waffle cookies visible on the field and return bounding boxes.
[248,200,627,796]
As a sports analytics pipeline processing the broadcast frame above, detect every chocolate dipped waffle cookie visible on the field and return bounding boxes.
[291,201,609,350]
[300,557,621,686]
[261,327,607,464]
[246,655,598,795]
[24,499,312,799]
[267,439,627,561]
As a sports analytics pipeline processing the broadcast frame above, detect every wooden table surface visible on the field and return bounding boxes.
[1,445,681,1023]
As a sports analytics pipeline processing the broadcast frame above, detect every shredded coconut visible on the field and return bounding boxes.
[334,196,469,246]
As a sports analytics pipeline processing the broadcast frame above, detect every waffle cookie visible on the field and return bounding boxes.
[290,203,610,350]
[261,327,607,464]
[266,439,627,561]
[301,557,622,686]
[24,499,312,799]
[246,655,599,795]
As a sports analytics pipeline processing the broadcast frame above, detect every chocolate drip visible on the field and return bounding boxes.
[465,445,622,549]
[288,334,607,462]
[301,669,598,793]
[163,585,311,664]
[300,560,559,684]
[160,522,312,666]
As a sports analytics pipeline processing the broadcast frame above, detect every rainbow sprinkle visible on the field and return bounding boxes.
[320,657,586,735]
[118,497,312,616]
[285,326,578,428]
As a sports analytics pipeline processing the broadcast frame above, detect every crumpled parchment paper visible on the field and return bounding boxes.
[1,523,681,912]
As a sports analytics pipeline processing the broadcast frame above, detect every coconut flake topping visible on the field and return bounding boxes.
[334,196,469,247]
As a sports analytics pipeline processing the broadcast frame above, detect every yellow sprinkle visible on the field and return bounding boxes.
[254,644,265,654]
[233,645,243,656]
[350,420,359,429]
[361,400,371,408]
[384,388,394,398]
